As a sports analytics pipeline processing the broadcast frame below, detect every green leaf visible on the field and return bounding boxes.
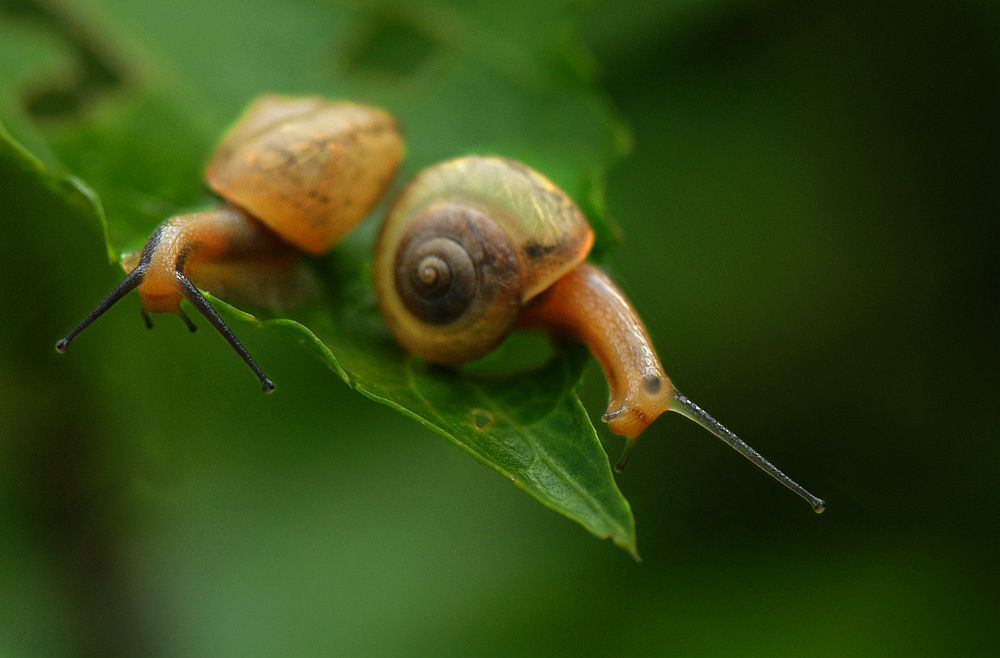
[0,0,637,554]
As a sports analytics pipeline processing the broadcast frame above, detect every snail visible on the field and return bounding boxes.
[56,95,404,392]
[374,155,825,512]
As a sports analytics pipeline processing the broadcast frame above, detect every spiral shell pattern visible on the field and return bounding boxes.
[374,156,594,365]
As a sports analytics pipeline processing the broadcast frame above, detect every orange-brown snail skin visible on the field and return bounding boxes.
[375,155,826,512]
[518,262,672,439]
[56,95,404,391]
[374,155,671,439]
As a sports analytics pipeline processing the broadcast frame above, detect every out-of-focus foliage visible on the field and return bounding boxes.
[1,0,997,656]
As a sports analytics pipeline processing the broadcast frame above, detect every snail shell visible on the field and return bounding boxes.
[374,155,594,365]
[207,94,403,254]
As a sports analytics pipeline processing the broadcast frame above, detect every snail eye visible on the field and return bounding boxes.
[642,374,663,395]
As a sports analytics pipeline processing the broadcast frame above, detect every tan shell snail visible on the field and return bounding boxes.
[375,155,824,512]
[56,95,404,392]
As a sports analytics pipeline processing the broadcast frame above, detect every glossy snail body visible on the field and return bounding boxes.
[56,95,403,391]
[376,156,825,512]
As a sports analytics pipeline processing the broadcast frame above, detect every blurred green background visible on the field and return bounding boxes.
[1,0,998,656]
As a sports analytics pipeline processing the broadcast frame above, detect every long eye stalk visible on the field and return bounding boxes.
[175,275,274,393]
[56,267,146,353]
[669,390,826,513]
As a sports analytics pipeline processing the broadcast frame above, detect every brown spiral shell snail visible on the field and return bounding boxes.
[375,155,824,511]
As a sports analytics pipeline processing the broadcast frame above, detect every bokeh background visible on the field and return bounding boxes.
[2,0,998,656]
